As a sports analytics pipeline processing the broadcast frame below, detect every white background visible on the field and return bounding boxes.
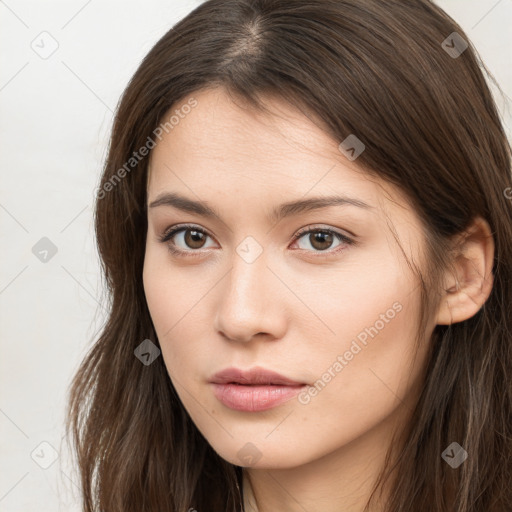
[1,1,511,510]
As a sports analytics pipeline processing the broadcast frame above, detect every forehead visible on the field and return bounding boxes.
[147,87,411,221]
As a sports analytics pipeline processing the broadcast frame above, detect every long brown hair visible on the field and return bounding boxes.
[65,1,512,510]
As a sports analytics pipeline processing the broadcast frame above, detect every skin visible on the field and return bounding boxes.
[143,87,494,512]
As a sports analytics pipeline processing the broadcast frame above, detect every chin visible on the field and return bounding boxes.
[206,436,315,469]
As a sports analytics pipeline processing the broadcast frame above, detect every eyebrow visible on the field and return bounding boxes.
[148,192,373,223]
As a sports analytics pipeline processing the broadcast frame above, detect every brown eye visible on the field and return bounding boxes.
[292,226,354,256]
[159,224,216,255]
[308,231,334,251]
[183,229,207,249]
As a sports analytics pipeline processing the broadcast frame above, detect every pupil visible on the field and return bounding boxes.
[186,230,205,248]
[312,232,333,250]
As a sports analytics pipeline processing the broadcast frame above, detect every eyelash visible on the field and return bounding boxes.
[158,223,355,258]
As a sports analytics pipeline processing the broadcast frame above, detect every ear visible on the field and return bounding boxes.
[435,216,495,326]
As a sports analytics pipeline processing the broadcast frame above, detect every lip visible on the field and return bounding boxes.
[209,367,307,412]
[210,366,305,386]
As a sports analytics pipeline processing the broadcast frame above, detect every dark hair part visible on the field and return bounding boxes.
[65,0,512,510]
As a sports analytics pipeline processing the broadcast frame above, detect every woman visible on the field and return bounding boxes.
[65,0,512,510]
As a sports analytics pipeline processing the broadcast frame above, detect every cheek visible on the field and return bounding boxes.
[142,249,213,372]
[143,254,169,331]
[290,255,425,431]
[143,251,179,356]
[299,278,424,436]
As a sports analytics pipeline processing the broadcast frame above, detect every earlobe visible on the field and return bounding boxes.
[435,217,495,326]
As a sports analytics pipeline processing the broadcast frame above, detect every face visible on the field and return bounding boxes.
[143,87,433,469]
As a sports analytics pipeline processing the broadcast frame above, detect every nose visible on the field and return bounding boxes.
[213,250,287,343]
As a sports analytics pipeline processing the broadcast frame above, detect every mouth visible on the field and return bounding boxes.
[209,366,306,386]
[209,366,307,412]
